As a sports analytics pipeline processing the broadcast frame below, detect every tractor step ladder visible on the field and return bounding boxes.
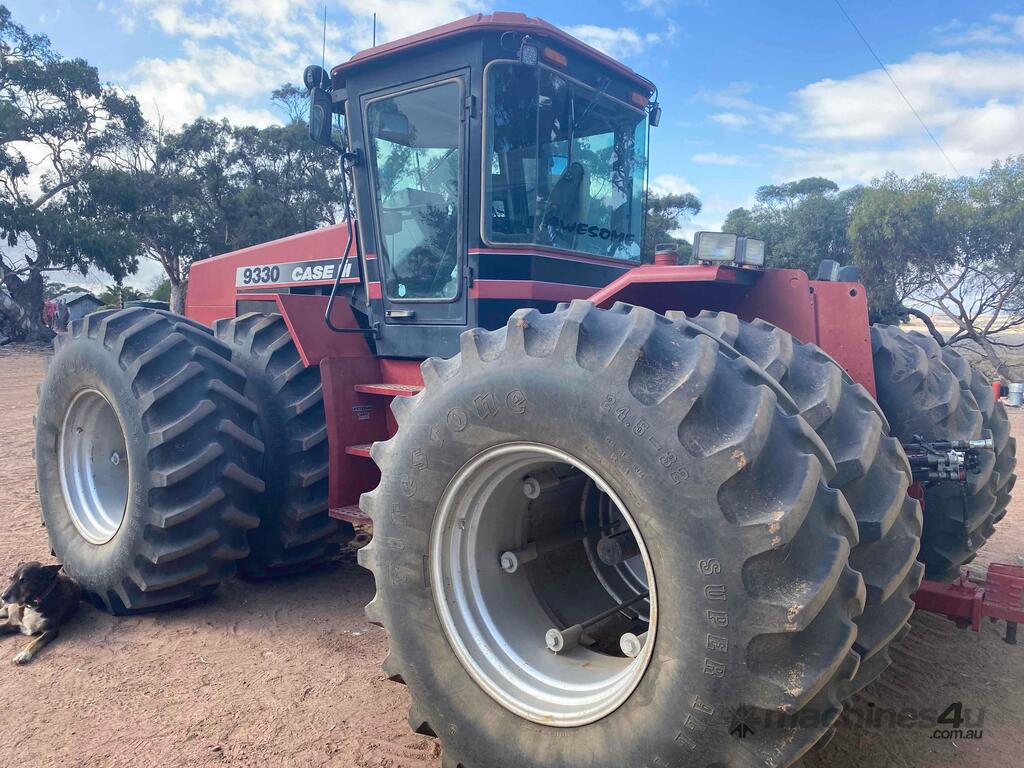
[353,383,424,397]
[334,505,372,525]
[330,381,423,525]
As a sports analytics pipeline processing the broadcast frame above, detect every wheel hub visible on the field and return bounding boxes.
[58,389,130,544]
[430,443,657,727]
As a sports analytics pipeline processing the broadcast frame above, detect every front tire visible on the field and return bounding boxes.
[35,309,264,614]
[362,302,864,768]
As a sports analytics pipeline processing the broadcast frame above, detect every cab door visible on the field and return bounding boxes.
[364,74,468,326]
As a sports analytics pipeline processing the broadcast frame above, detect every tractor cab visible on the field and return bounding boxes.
[308,13,658,357]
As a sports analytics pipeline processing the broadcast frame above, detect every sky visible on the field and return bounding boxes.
[10,0,1024,287]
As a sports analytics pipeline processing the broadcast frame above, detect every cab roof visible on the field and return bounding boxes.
[331,12,656,94]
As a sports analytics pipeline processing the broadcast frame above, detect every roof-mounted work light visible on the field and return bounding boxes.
[693,232,737,263]
[735,237,765,267]
[519,36,540,66]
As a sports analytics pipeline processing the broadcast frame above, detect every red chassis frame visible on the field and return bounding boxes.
[190,266,1022,642]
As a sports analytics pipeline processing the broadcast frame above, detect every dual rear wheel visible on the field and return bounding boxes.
[35,309,339,613]
[363,303,1015,768]
[362,302,869,768]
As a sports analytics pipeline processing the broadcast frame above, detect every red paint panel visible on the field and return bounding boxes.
[735,269,817,346]
[277,293,374,366]
[913,578,982,630]
[913,565,1024,634]
[588,264,735,308]
[320,355,385,511]
[185,223,352,324]
[380,358,426,389]
[809,280,876,395]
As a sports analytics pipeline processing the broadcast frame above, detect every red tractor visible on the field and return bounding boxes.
[34,13,1019,767]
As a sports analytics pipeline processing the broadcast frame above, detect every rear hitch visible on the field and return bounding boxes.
[914,565,1024,645]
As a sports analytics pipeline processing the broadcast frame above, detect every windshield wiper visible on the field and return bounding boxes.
[571,76,611,135]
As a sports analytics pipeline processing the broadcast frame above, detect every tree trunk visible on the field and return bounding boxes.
[977,334,1013,381]
[1,271,54,342]
[169,278,187,315]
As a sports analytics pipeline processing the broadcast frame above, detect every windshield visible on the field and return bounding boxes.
[485,63,648,262]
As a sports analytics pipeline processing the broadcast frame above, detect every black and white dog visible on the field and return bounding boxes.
[1,562,81,665]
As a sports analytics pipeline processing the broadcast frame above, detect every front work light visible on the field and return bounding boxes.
[735,237,765,267]
[693,232,737,263]
[519,38,540,66]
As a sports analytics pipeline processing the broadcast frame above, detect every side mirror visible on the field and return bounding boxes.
[303,65,330,91]
[309,87,335,148]
[649,103,662,127]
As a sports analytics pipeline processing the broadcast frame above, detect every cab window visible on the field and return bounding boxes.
[367,80,463,300]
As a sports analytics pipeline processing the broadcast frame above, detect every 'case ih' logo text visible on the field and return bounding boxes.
[236,258,354,287]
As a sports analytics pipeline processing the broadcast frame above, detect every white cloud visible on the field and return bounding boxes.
[691,152,745,166]
[738,48,1024,184]
[210,103,280,128]
[992,13,1024,38]
[696,82,761,112]
[563,24,668,60]
[650,173,699,197]
[699,82,795,133]
[934,14,1024,47]
[111,2,673,130]
[116,0,354,126]
[795,52,1024,142]
[337,0,481,44]
[709,112,751,129]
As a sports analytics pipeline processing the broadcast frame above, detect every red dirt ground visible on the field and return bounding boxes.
[1,343,1021,768]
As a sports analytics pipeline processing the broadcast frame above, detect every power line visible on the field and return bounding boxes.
[832,0,962,177]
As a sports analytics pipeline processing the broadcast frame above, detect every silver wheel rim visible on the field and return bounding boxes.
[430,442,657,727]
[58,389,130,544]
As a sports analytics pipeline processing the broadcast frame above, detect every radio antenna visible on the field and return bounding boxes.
[321,4,327,70]
[372,13,377,46]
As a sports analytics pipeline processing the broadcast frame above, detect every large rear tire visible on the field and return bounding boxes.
[362,302,864,768]
[870,325,1016,581]
[924,338,1017,533]
[35,309,264,614]
[214,313,342,578]
[686,312,923,696]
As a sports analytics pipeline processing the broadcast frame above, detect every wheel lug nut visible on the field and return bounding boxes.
[620,631,648,659]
